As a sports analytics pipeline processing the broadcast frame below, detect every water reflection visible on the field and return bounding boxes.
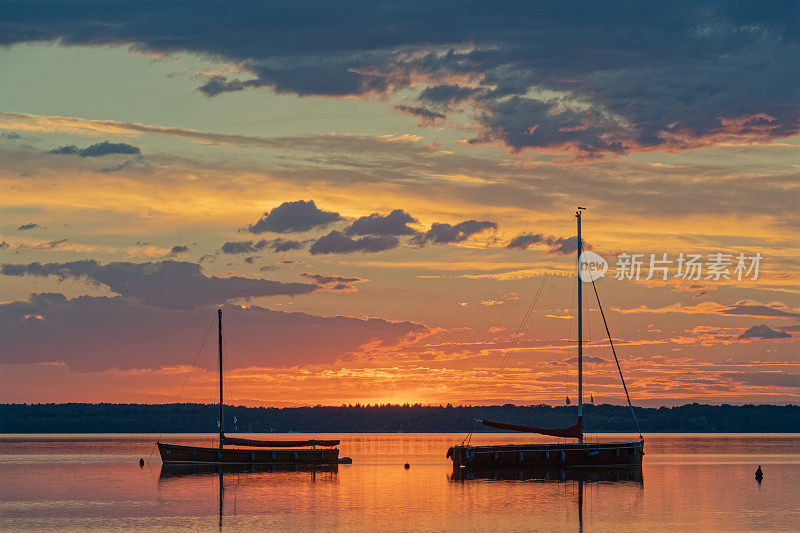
[2,434,797,531]
[159,463,340,529]
[451,466,643,533]
[450,465,643,483]
[159,463,339,478]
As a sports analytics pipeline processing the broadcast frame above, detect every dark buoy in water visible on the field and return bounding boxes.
[404,463,410,469]
[139,458,145,467]
[755,465,763,482]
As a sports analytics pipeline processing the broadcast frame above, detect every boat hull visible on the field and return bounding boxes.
[158,442,339,464]
[447,440,643,469]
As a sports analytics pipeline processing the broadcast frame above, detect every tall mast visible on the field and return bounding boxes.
[218,308,224,449]
[576,208,584,444]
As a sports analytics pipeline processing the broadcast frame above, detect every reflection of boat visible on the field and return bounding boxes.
[448,209,644,469]
[159,453,338,528]
[159,462,338,478]
[158,309,341,465]
[451,466,642,533]
[450,465,642,483]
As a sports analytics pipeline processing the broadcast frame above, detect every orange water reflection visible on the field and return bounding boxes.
[0,433,798,531]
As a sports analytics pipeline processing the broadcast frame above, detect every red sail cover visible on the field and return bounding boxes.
[221,436,340,447]
[480,419,583,439]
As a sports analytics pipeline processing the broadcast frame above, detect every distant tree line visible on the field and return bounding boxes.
[1,402,797,433]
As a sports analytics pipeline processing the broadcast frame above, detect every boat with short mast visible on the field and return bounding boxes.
[447,208,644,469]
[158,309,342,465]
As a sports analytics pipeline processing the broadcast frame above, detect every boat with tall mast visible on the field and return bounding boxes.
[158,309,342,465]
[447,209,644,469]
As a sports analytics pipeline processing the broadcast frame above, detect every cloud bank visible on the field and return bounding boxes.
[0,296,426,372]
[1,1,796,157]
[1,260,317,309]
[50,141,141,157]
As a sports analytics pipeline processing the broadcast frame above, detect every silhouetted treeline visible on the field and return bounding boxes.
[1,403,798,433]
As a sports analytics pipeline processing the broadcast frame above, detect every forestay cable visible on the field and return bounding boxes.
[146,314,217,464]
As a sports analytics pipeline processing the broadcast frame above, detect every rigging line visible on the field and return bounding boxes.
[458,253,558,445]
[457,218,572,446]
[462,418,480,445]
[593,403,627,433]
[565,269,577,401]
[588,277,642,438]
[147,313,217,464]
[495,251,561,376]
[494,216,576,379]
[222,339,235,432]
[584,291,593,406]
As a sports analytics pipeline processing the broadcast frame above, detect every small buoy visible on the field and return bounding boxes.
[404,463,410,469]
[755,465,763,481]
[139,458,144,467]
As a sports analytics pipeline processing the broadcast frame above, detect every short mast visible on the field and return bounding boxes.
[576,208,584,444]
[218,308,224,449]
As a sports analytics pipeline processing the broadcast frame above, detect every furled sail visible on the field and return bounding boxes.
[479,418,583,439]
[221,435,340,448]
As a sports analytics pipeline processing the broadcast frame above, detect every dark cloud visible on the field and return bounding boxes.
[198,75,248,96]
[18,239,68,250]
[309,231,399,255]
[17,223,40,231]
[419,84,482,108]
[300,273,363,285]
[411,220,497,245]
[169,245,189,256]
[721,303,800,319]
[738,324,792,339]
[347,209,417,236]
[271,238,304,252]
[545,236,583,255]
[248,200,342,234]
[0,296,426,372]
[49,141,140,157]
[221,238,304,254]
[393,105,446,126]
[507,233,586,254]
[49,145,80,155]
[469,97,629,156]
[221,240,269,254]
[3,2,796,156]
[0,260,317,309]
[730,372,800,388]
[95,159,137,173]
[507,233,544,250]
[563,355,607,364]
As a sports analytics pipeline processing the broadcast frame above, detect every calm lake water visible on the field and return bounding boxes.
[1,433,798,532]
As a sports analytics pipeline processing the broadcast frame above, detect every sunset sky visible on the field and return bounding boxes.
[0,1,797,407]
